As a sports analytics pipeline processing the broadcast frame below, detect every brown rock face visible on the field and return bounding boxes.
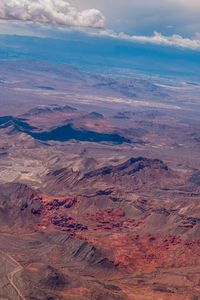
[88,208,125,223]
[11,183,199,298]
[2,59,200,299]
[31,195,87,234]
[0,155,199,299]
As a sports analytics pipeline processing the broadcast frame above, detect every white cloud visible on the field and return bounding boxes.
[97,30,200,51]
[69,0,200,37]
[0,0,105,28]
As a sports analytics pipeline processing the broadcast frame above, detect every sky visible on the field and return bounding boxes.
[69,0,200,36]
[0,0,200,51]
[0,0,199,85]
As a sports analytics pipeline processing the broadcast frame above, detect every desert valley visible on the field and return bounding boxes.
[0,59,200,299]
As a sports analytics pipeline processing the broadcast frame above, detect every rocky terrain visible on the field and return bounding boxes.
[0,61,200,299]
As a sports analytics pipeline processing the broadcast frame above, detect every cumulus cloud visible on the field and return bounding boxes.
[0,0,105,28]
[97,30,200,51]
[74,0,200,37]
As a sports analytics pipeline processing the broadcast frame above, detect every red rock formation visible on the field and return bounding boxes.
[32,194,85,233]
[88,207,125,223]
[77,232,200,272]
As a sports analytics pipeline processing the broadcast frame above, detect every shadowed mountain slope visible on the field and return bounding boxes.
[30,124,131,144]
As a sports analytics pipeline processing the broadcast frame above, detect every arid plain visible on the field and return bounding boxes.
[0,61,200,299]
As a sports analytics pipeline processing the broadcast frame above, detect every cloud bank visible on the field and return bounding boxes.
[98,30,200,51]
[74,0,200,38]
[0,0,105,28]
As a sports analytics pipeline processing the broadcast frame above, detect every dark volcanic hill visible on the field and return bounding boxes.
[0,110,131,144]
[0,116,35,131]
[83,112,104,119]
[30,124,131,144]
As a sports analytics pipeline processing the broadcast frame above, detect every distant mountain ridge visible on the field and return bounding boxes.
[0,113,131,144]
[22,105,77,117]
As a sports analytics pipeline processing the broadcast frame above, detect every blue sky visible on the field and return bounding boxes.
[0,0,200,50]
[69,0,200,37]
[0,0,199,84]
